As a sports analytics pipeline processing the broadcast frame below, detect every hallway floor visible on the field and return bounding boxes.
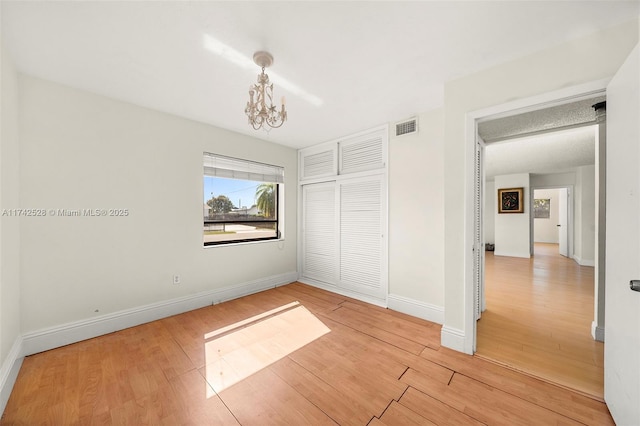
[476,243,603,399]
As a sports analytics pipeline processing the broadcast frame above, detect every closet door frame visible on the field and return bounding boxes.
[298,125,389,307]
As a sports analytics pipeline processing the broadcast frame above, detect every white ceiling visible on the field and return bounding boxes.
[1,1,638,149]
[484,125,597,179]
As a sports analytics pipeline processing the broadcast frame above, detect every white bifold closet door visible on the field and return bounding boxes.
[301,175,386,301]
[302,182,338,285]
[339,175,385,299]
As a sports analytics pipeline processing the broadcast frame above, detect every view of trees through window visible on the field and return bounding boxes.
[533,198,551,219]
[203,177,278,245]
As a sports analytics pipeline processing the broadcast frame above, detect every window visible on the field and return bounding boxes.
[534,198,551,218]
[203,153,283,246]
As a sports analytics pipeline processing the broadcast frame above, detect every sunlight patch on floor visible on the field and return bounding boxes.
[203,302,330,397]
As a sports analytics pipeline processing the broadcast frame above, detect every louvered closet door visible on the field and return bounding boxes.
[300,145,337,181]
[339,175,387,300]
[474,139,484,322]
[339,130,385,175]
[302,182,338,285]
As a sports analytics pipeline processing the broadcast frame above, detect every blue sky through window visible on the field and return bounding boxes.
[204,177,262,209]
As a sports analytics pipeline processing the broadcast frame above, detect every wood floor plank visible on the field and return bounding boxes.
[158,312,209,369]
[270,357,373,426]
[398,387,483,426]
[167,369,240,425]
[274,284,343,313]
[478,243,604,399]
[476,339,604,397]
[217,367,337,426]
[378,400,437,425]
[401,369,582,426]
[450,373,582,426]
[420,347,614,426]
[477,317,602,367]
[338,301,441,349]
[288,343,408,418]
[286,282,350,305]
[315,313,454,385]
[299,324,409,380]
[340,297,442,328]
[323,306,427,354]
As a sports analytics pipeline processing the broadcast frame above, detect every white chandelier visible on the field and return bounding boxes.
[245,51,287,130]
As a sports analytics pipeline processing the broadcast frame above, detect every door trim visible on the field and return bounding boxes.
[464,78,609,354]
[530,185,574,259]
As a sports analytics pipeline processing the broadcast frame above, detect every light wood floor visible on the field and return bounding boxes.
[477,243,604,400]
[2,282,612,425]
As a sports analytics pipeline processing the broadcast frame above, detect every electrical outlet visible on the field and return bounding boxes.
[173,275,181,285]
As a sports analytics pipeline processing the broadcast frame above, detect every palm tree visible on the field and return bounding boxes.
[255,183,276,218]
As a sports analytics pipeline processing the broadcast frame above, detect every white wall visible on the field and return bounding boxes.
[0,38,22,411]
[18,76,298,334]
[494,174,530,258]
[574,165,596,266]
[533,189,560,243]
[530,172,576,188]
[442,18,638,351]
[484,180,495,245]
[388,110,444,322]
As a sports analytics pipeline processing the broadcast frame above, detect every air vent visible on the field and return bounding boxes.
[395,117,418,136]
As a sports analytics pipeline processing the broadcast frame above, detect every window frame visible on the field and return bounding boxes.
[203,153,283,247]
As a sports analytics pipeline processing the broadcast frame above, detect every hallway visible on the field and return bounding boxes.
[476,243,603,399]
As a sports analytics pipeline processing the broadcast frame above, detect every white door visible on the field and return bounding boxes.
[558,187,568,257]
[301,182,338,285]
[604,43,640,425]
[338,175,387,301]
[301,176,387,303]
[474,139,485,322]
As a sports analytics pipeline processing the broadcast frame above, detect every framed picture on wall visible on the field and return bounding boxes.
[498,187,524,213]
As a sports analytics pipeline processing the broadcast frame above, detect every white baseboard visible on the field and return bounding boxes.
[297,278,387,308]
[573,255,595,267]
[494,250,531,259]
[21,271,298,357]
[591,321,605,342]
[387,294,444,325]
[441,325,471,354]
[0,336,23,416]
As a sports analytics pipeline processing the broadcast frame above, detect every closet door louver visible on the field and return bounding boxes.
[302,183,338,285]
[474,140,484,322]
[300,146,337,180]
[339,175,386,299]
[339,132,385,175]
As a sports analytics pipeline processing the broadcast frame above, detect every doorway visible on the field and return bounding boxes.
[531,187,571,258]
[473,91,605,398]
